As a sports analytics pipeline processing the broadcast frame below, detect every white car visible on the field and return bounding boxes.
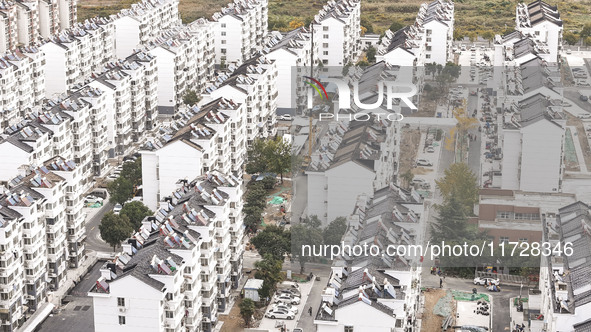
[279,114,293,121]
[273,303,298,314]
[426,146,435,153]
[84,195,103,204]
[265,308,295,320]
[416,159,433,167]
[113,204,123,215]
[411,178,426,186]
[274,294,300,305]
[473,277,500,286]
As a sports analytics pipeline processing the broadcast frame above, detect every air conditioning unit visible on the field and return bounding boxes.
[119,307,126,313]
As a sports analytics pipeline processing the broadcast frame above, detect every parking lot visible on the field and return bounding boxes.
[257,280,315,331]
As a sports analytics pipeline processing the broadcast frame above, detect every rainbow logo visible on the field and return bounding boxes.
[304,76,328,100]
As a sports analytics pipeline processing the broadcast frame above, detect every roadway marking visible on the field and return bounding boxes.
[90,227,95,231]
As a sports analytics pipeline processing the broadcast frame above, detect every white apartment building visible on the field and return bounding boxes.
[0,46,46,113]
[313,0,360,66]
[200,55,278,145]
[315,184,423,332]
[124,51,159,130]
[211,0,268,65]
[38,0,60,38]
[87,68,133,157]
[141,97,246,211]
[148,18,215,113]
[67,85,110,176]
[90,170,243,332]
[41,20,116,96]
[536,202,591,331]
[376,25,425,67]
[111,0,181,58]
[493,31,552,68]
[515,0,562,63]
[416,0,454,65]
[501,92,565,193]
[0,1,17,54]
[0,122,52,182]
[264,27,318,112]
[15,0,40,46]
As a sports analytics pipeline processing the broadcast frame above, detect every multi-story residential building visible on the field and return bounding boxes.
[312,0,360,66]
[474,188,575,246]
[499,92,565,193]
[90,170,243,332]
[87,67,133,157]
[211,0,268,65]
[1,47,46,113]
[0,1,17,54]
[148,18,215,114]
[141,97,246,211]
[41,20,115,96]
[537,201,591,331]
[15,0,40,46]
[38,0,59,38]
[515,0,563,62]
[376,25,425,67]
[111,0,181,58]
[264,27,318,113]
[0,121,52,181]
[124,50,159,130]
[67,85,110,176]
[493,31,552,68]
[315,184,423,332]
[416,0,454,65]
[57,0,76,31]
[200,55,277,145]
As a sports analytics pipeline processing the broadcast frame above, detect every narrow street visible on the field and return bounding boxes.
[84,201,114,252]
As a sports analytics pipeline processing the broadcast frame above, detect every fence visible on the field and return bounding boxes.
[475,271,528,285]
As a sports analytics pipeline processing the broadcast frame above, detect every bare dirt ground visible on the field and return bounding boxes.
[399,128,421,178]
[566,113,591,170]
[219,298,245,332]
[421,288,447,332]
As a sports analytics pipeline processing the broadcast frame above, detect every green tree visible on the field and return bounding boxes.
[360,16,374,34]
[261,176,275,190]
[251,225,291,261]
[120,201,153,229]
[254,254,283,300]
[291,218,323,273]
[430,196,478,243]
[99,212,134,251]
[366,46,377,63]
[323,217,348,247]
[239,298,256,327]
[435,162,478,215]
[182,89,200,105]
[564,31,578,46]
[389,21,404,32]
[107,177,134,205]
[400,170,414,189]
[581,23,591,43]
[120,158,142,186]
[246,137,292,182]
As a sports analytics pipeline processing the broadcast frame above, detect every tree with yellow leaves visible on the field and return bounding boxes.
[289,19,304,29]
[444,100,478,162]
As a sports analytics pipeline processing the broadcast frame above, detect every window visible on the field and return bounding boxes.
[499,236,510,244]
[323,51,328,55]
[426,37,432,42]
[221,40,226,44]
[323,43,328,48]
[535,31,540,36]
[322,59,328,65]
[323,26,329,31]
[221,49,226,54]
[425,54,431,59]
[426,29,432,35]
[426,46,432,51]
[518,238,528,242]
[165,311,174,318]
[323,34,329,39]
[497,211,511,219]
[118,316,126,325]
[221,31,226,36]
[395,319,403,327]
[345,326,354,332]
[117,297,125,307]
[221,23,226,28]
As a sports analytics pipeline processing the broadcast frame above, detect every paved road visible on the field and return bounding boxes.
[291,173,307,221]
[467,89,482,178]
[564,88,591,112]
[85,201,114,252]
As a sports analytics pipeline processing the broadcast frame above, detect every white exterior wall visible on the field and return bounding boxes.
[520,120,563,192]
[150,47,176,107]
[0,143,29,183]
[40,42,68,96]
[325,162,375,224]
[423,20,449,65]
[113,16,141,59]
[316,301,398,332]
[317,18,346,66]
[213,16,243,65]
[501,129,521,190]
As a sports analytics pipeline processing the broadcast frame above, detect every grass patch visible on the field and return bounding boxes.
[77,0,591,38]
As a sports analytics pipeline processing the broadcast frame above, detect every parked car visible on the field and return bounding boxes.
[416,159,433,167]
[278,288,301,297]
[274,293,301,305]
[293,329,303,332]
[411,178,426,186]
[84,195,103,204]
[279,114,293,121]
[580,91,589,101]
[265,309,295,320]
[473,277,500,286]
[566,49,572,54]
[273,303,299,314]
[113,204,123,215]
[426,146,435,153]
